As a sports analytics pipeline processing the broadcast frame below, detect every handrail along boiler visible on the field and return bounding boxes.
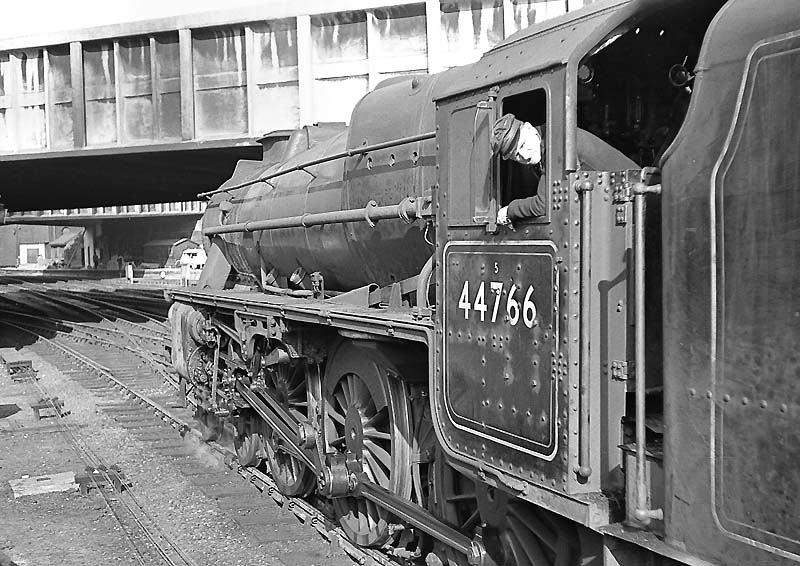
[167,1,800,565]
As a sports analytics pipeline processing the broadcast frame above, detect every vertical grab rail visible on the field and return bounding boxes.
[632,182,663,525]
[575,179,594,480]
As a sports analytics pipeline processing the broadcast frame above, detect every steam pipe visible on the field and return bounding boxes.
[203,197,428,236]
[198,131,436,199]
[415,255,434,310]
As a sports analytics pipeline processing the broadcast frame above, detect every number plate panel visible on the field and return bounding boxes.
[442,241,558,459]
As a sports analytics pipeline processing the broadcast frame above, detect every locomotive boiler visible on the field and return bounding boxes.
[168,0,800,565]
[198,75,442,292]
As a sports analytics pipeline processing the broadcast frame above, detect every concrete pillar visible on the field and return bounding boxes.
[296,15,314,126]
[179,28,195,141]
[425,0,443,73]
[83,224,96,268]
[94,221,104,267]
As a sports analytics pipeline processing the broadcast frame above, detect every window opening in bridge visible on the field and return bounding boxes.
[252,19,300,132]
[440,0,503,68]
[0,53,10,151]
[193,26,248,138]
[155,34,181,141]
[509,0,572,32]
[371,4,428,81]
[16,50,46,150]
[0,49,47,151]
[119,37,154,142]
[84,42,117,145]
[311,11,368,123]
[47,45,73,149]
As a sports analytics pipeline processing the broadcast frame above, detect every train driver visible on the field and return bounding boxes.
[491,113,546,227]
[491,113,637,227]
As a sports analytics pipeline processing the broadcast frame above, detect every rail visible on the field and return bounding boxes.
[198,131,436,199]
[1,306,403,566]
[1,319,198,566]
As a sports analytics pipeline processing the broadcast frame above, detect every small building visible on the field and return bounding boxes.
[142,237,200,267]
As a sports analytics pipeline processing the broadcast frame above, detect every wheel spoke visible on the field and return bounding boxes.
[363,438,392,469]
[366,500,381,529]
[363,411,385,429]
[358,499,368,532]
[461,509,481,533]
[363,451,390,487]
[509,515,550,566]
[362,457,377,483]
[510,504,558,553]
[447,493,477,503]
[288,381,305,397]
[328,405,346,425]
[503,530,535,566]
[363,428,391,441]
[365,395,377,417]
[355,378,371,409]
[334,391,348,414]
[346,375,358,407]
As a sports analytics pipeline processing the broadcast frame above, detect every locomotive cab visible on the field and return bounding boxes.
[432,0,724,558]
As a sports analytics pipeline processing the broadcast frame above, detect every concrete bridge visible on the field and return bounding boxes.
[0,0,579,212]
[0,0,583,267]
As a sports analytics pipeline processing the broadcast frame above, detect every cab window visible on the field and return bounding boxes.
[492,89,548,225]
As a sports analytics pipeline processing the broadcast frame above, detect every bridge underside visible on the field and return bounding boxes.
[0,140,261,211]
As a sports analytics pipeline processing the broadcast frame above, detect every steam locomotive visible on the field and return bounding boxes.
[167,0,800,564]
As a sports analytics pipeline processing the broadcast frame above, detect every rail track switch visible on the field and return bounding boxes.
[31,397,68,420]
[5,359,38,382]
[76,465,131,495]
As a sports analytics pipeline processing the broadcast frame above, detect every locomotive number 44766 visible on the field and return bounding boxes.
[457,280,538,327]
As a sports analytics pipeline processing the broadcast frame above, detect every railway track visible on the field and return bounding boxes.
[0,280,403,566]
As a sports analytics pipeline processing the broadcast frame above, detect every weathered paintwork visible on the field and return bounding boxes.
[443,242,559,459]
[202,76,442,291]
[662,0,800,564]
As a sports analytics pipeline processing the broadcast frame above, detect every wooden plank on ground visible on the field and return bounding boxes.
[8,471,78,498]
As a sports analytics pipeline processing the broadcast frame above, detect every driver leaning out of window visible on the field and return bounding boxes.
[491,112,638,227]
[491,113,546,227]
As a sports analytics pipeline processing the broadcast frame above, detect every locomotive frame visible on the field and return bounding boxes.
[167,1,800,565]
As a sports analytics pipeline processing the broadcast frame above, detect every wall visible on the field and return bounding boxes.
[0,224,64,266]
